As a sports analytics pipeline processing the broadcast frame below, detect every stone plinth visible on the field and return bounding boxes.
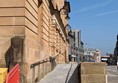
[80,62,106,83]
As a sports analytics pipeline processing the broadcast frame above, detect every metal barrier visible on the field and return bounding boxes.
[6,64,20,83]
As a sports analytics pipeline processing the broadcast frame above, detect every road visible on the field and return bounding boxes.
[107,66,118,83]
[38,65,117,83]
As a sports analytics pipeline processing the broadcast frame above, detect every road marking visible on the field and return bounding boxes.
[106,75,107,83]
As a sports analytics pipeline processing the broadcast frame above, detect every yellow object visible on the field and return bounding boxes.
[0,68,8,83]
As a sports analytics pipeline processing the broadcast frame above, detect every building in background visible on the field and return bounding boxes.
[84,48,101,62]
[0,0,70,83]
[68,31,74,61]
[101,54,113,65]
[68,30,84,62]
[79,41,84,61]
[114,34,118,65]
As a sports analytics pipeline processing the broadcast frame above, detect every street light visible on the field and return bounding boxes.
[65,24,72,33]
[85,43,89,61]
[51,18,57,27]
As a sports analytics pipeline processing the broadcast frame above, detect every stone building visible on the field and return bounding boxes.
[84,48,101,62]
[114,34,118,64]
[72,30,84,58]
[0,0,70,83]
[68,31,74,61]
[68,30,84,62]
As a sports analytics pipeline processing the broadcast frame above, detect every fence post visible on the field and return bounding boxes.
[46,62,49,74]
[42,63,44,77]
[38,64,40,81]
[32,67,35,83]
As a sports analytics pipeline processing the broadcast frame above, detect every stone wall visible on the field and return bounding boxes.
[0,0,69,83]
[24,1,38,82]
[0,0,25,67]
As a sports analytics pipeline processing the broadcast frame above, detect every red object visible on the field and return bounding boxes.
[6,64,20,83]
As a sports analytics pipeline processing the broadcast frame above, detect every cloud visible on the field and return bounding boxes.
[71,0,113,14]
[94,10,118,17]
[79,0,112,12]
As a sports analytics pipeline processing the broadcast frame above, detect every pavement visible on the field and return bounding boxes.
[107,66,118,83]
[37,64,118,83]
[38,62,78,83]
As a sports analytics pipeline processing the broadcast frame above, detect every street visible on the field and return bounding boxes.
[107,66,118,83]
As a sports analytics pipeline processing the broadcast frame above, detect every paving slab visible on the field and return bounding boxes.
[38,63,78,83]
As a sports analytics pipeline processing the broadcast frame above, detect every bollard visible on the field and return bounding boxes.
[38,64,40,81]
[32,67,35,83]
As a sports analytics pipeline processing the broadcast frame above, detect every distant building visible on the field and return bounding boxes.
[101,56,110,64]
[101,54,113,65]
[79,41,84,61]
[68,31,74,61]
[114,34,118,64]
[68,30,84,62]
[84,48,101,62]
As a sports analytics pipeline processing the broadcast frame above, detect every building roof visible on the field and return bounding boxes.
[84,48,100,52]
[68,32,73,38]
[101,56,110,58]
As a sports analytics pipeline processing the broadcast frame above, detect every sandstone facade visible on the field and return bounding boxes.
[0,0,70,83]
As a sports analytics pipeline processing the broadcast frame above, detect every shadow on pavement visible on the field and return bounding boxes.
[68,65,80,83]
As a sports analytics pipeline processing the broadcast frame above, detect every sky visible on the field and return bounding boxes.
[68,0,118,55]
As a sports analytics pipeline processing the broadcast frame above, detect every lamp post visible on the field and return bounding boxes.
[65,24,72,33]
[85,43,89,61]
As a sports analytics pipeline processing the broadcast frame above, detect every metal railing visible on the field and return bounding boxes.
[30,50,67,83]
[30,56,57,83]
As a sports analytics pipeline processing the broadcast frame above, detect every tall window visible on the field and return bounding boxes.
[78,32,80,47]
[73,32,75,42]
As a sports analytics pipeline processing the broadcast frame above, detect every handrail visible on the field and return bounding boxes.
[30,50,66,83]
[31,49,66,68]
[30,50,64,68]
[30,57,50,68]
